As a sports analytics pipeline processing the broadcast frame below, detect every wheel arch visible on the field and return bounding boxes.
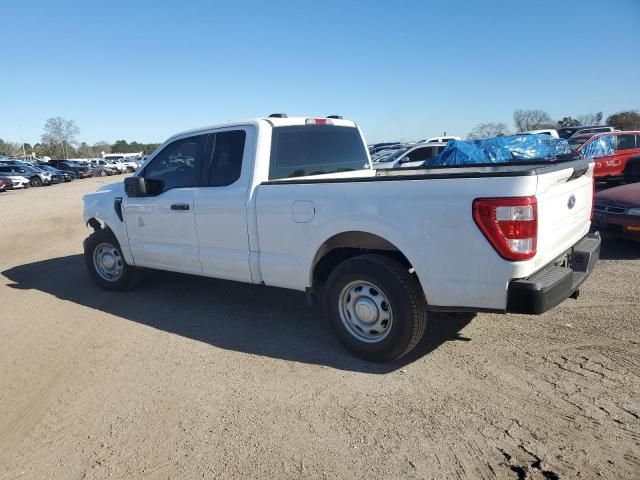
[84,211,134,265]
[309,230,427,302]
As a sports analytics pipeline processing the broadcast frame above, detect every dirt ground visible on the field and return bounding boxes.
[0,176,638,479]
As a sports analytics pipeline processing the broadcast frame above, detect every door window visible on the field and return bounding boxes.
[143,135,205,192]
[206,130,246,186]
[615,134,636,151]
[402,146,443,164]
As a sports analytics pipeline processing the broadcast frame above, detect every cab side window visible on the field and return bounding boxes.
[206,130,246,187]
[143,135,206,192]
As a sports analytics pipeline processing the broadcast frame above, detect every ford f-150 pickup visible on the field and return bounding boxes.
[83,115,600,362]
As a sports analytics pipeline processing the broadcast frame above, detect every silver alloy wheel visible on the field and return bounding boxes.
[93,242,124,282]
[338,281,393,343]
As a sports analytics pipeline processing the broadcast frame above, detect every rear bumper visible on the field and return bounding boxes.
[506,233,601,314]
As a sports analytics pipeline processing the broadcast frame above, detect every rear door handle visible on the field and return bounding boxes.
[170,203,190,211]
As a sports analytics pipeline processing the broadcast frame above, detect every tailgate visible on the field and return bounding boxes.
[535,162,594,266]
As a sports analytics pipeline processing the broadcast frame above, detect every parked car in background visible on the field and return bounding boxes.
[368,142,402,155]
[0,165,52,187]
[420,136,461,143]
[0,173,30,189]
[593,182,640,241]
[30,165,63,184]
[521,129,559,138]
[370,144,411,162]
[0,176,11,192]
[572,131,640,182]
[47,160,94,178]
[38,164,74,182]
[557,125,614,139]
[89,159,119,175]
[373,142,447,169]
[0,159,32,167]
[102,154,138,172]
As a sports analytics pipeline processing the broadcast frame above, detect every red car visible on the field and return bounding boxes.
[593,182,640,241]
[0,176,10,192]
[570,131,640,182]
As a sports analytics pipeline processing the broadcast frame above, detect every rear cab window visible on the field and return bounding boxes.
[269,125,368,180]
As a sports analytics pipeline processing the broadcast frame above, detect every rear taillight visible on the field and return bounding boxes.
[473,196,537,261]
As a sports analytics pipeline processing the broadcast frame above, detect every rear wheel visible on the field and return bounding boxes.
[323,254,427,362]
[84,228,139,291]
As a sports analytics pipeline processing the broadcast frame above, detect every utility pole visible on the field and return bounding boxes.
[19,123,26,157]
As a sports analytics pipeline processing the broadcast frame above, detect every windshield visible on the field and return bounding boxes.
[568,137,590,150]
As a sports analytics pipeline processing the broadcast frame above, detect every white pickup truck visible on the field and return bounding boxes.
[83,115,600,362]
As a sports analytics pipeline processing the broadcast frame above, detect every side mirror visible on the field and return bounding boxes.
[124,176,147,197]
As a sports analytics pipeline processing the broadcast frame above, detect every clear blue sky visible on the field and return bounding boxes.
[2,0,639,145]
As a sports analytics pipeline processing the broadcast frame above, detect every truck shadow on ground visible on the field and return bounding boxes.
[2,255,473,374]
[598,235,640,260]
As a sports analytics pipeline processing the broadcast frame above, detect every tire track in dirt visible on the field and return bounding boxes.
[0,321,105,473]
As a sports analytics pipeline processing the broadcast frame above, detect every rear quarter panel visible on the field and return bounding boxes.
[256,175,544,310]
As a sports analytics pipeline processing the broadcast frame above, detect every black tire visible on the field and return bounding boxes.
[30,176,42,187]
[84,228,139,291]
[323,254,427,362]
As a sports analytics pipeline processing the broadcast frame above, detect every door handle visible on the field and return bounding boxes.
[170,203,190,211]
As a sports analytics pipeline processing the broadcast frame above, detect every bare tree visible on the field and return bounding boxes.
[576,112,603,126]
[93,141,111,155]
[513,109,554,132]
[41,117,79,159]
[0,138,21,156]
[467,122,510,140]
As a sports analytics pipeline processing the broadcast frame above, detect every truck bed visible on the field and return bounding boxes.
[262,158,591,184]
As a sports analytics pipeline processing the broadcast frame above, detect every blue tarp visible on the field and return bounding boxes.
[425,134,576,167]
[581,135,615,159]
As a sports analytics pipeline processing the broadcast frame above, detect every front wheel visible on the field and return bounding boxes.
[323,254,427,362]
[30,176,42,187]
[84,228,139,291]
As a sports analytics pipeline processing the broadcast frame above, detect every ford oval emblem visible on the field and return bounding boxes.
[568,194,576,209]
